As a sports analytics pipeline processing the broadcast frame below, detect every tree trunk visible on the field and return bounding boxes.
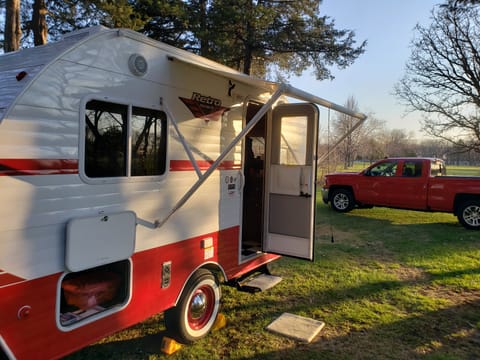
[32,0,48,46]
[198,0,208,57]
[242,1,254,75]
[4,0,22,52]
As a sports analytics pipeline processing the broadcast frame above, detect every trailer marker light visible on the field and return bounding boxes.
[16,71,27,81]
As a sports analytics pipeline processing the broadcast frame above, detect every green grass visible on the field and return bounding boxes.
[447,166,480,176]
[67,202,480,360]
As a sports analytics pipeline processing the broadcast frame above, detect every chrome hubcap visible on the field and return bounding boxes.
[334,194,349,210]
[190,292,207,320]
[464,205,480,227]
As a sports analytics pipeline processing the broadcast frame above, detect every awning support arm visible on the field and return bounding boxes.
[153,84,286,228]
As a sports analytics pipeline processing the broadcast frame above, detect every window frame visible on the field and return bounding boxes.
[79,96,169,184]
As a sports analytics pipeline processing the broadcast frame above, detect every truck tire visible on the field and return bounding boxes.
[164,269,221,344]
[330,188,355,213]
[457,200,480,230]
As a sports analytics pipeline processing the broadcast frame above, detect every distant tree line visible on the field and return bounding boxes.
[322,96,480,171]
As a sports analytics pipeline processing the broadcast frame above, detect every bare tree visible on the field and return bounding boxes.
[395,2,480,153]
[4,0,21,52]
[333,96,360,168]
[332,97,384,168]
[383,129,417,157]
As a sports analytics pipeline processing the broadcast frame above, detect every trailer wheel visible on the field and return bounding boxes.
[165,269,221,344]
[330,188,355,212]
[457,200,480,230]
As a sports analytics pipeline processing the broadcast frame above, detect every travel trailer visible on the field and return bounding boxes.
[0,27,366,359]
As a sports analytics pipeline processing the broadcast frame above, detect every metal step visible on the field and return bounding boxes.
[237,273,282,293]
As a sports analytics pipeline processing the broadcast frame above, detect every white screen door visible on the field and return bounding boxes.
[264,103,318,260]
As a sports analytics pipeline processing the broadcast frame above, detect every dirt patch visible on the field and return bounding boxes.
[390,266,429,283]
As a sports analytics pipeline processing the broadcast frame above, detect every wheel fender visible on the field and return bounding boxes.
[173,262,225,306]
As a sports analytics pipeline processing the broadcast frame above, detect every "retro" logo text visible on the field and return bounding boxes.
[191,92,222,107]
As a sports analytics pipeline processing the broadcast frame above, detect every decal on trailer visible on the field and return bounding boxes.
[179,92,229,121]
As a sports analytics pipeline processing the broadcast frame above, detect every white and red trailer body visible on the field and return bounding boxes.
[0,27,365,359]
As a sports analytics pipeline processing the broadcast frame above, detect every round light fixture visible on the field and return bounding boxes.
[128,54,148,76]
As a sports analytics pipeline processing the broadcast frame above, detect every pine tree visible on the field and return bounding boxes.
[4,0,21,52]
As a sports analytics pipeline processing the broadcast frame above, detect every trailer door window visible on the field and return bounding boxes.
[84,100,167,178]
[278,116,308,165]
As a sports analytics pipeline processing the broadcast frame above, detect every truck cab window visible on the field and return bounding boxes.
[402,161,422,177]
[367,161,398,176]
[84,100,167,178]
[430,161,446,176]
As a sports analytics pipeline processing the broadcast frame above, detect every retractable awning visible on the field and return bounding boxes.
[152,53,368,228]
[166,54,367,121]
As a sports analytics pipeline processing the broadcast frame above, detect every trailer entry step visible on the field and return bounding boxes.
[238,274,282,293]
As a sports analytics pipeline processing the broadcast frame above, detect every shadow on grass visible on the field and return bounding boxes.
[64,330,168,359]
[65,275,480,360]
[238,297,480,360]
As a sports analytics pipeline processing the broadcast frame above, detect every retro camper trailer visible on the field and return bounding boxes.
[0,27,366,359]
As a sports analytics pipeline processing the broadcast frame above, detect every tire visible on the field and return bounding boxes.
[330,188,355,213]
[165,269,221,344]
[457,200,480,230]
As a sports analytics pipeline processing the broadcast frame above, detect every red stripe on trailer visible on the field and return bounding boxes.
[0,159,241,175]
[170,159,241,171]
[0,159,78,176]
[0,273,25,287]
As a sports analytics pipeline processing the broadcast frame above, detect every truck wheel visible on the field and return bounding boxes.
[330,189,355,212]
[164,269,221,344]
[457,200,480,230]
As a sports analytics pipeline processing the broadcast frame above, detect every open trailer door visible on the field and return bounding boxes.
[264,103,319,260]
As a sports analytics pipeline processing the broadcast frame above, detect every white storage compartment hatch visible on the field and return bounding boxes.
[65,211,136,272]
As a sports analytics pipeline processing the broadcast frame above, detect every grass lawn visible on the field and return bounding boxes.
[67,199,480,360]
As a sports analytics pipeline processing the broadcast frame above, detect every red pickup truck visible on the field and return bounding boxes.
[322,157,480,229]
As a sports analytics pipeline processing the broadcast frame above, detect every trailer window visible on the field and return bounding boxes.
[85,101,127,177]
[84,100,167,178]
[131,107,167,176]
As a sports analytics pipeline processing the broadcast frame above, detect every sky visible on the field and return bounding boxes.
[290,0,442,138]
